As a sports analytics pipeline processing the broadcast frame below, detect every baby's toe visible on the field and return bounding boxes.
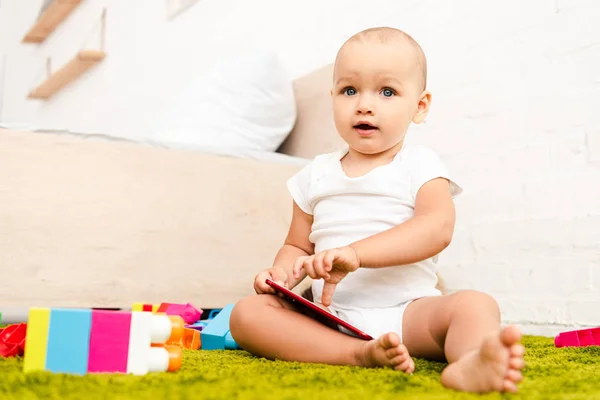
[392,354,413,373]
[506,369,523,383]
[509,343,525,357]
[509,356,525,370]
[379,332,401,349]
[385,343,407,358]
[503,379,518,393]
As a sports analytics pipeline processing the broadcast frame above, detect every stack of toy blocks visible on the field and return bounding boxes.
[23,307,185,375]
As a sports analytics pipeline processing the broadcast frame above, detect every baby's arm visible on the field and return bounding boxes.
[272,201,314,289]
[351,177,455,268]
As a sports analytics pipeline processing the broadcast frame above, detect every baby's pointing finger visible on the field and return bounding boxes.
[321,282,336,307]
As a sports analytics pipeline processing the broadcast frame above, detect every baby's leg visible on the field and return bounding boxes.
[230,294,414,372]
[401,290,525,393]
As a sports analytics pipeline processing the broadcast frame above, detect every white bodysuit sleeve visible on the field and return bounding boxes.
[409,146,463,200]
[286,162,313,215]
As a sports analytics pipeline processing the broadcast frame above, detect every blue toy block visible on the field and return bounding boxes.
[200,304,239,350]
[45,308,92,374]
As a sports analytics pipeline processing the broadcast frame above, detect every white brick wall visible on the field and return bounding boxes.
[418,1,600,336]
[1,0,599,336]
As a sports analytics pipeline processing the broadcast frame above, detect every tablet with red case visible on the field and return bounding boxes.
[265,279,373,340]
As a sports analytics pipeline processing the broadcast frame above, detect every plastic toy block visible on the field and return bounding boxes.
[156,303,171,313]
[0,323,27,357]
[155,303,202,324]
[200,304,239,350]
[555,327,600,348]
[185,320,209,331]
[46,308,93,374]
[207,309,222,319]
[167,327,200,350]
[88,310,131,373]
[127,312,184,375]
[132,303,160,313]
[23,308,51,372]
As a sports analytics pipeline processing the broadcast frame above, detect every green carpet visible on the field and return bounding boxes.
[0,335,598,399]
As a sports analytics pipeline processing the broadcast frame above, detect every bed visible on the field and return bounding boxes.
[0,63,341,316]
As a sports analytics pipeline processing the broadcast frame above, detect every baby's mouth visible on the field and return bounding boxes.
[354,123,378,136]
[354,123,377,130]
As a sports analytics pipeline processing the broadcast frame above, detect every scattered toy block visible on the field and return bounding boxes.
[0,323,27,357]
[46,308,93,374]
[207,309,222,319]
[200,304,239,350]
[23,308,51,372]
[183,328,200,350]
[156,303,170,313]
[155,303,202,324]
[88,310,131,373]
[132,303,160,313]
[185,320,209,331]
[167,327,200,350]
[555,327,600,348]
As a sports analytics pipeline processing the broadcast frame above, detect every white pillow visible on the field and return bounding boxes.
[150,49,297,154]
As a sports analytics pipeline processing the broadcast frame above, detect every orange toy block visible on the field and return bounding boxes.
[167,328,200,350]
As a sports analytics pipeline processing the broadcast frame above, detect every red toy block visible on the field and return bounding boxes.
[0,323,27,357]
[555,327,600,348]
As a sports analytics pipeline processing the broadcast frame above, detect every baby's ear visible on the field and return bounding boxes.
[413,90,432,124]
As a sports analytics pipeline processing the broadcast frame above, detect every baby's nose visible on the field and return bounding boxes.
[355,100,374,114]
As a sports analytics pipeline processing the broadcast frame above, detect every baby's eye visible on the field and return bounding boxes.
[343,87,357,96]
[381,88,395,97]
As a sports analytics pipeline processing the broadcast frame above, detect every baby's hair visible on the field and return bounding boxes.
[336,26,428,90]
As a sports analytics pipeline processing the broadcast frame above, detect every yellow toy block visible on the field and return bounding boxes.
[132,303,160,313]
[22,307,51,372]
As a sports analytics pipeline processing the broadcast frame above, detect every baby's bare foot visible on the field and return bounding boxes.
[356,332,414,373]
[441,325,525,393]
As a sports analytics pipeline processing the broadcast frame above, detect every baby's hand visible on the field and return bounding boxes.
[292,246,360,307]
[254,266,289,295]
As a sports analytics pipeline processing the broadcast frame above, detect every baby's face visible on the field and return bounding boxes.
[331,40,428,155]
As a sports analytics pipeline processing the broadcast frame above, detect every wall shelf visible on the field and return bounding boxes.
[22,0,83,44]
[28,50,105,100]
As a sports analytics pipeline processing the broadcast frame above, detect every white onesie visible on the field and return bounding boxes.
[286,143,462,340]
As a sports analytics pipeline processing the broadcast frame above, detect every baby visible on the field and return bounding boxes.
[230,26,525,394]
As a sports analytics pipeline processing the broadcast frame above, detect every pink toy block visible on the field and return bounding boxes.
[157,303,202,324]
[554,327,600,348]
[88,310,131,373]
